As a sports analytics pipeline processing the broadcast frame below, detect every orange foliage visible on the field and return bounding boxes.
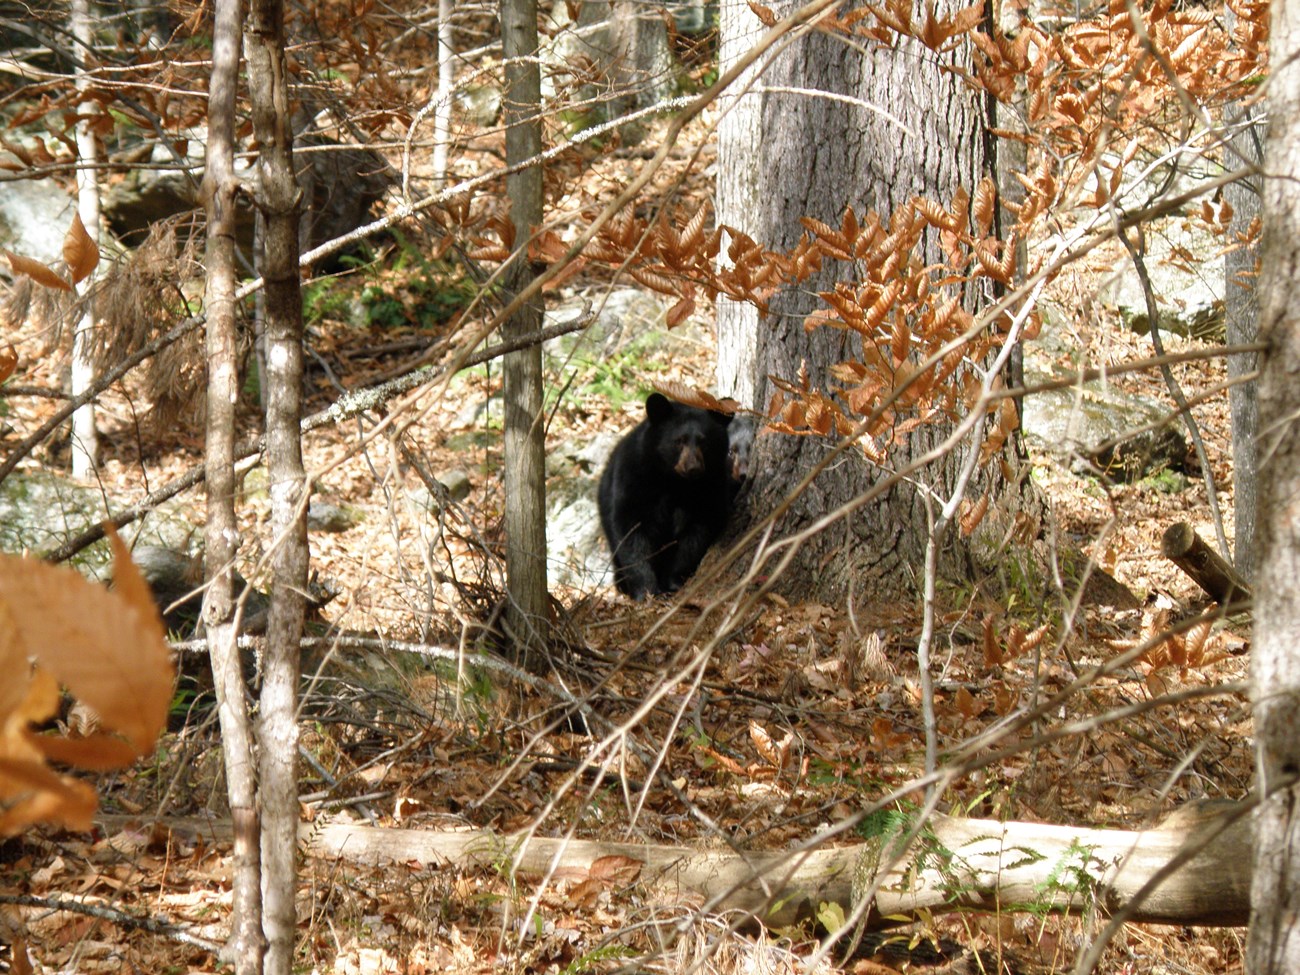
[0,527,174,836]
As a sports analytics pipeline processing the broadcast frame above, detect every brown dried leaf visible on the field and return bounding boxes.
[1023,623,1050,654]
[588,854,644,886]
[0,346,16,384]
[972,177,997,237]
[667,293,696,328]
[568,877,604,909]
[871,717,910,751]
[628,266,678,295]
[806,396,834,435]
[1185,615,1213,664]
[5,251,71,292]
[679,206,708,253]
[63,212,99,285]
[0,754,99,836]
[747,0,777,25]
[982,612,1002,667]
[1167,634,1188,667]
[0,526,173,777]
[890,317,910,364]
[960,494,989,536]
[0,137,35,167]
[651,380,724,413]
[953,686,981,718]
[465,246,511,263]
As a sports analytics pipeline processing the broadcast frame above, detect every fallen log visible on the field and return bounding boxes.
[1160,521,1252,607]
[298,799,1251,929]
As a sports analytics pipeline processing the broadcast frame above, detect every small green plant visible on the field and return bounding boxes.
[558,337,668,414]
[302,276,352,326]
[806,756,885,791]
[360,284,407,329]
[560,944,636,975]
[855,806,914,844]
[1033,839,1098,916]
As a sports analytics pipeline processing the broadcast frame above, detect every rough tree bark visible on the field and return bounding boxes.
[716,0,1039,599]
[573,0,673,125]
[1248,0,1300,966]
[201,0,265,969]
[501,0,549,659]
[245,0,306,972]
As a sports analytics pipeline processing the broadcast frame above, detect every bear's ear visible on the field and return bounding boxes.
[645,393,673,423]
[713,410,733,428]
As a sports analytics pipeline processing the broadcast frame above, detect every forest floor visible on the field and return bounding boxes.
[0,109,1253,975]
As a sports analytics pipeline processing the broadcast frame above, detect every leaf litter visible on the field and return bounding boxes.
[0,110,1252,975]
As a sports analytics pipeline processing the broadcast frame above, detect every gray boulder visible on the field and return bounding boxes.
[0,178,75,269]
[1099,219,1225,340]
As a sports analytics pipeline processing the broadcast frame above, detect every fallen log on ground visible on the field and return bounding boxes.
[296,799,1251,929]
[1161,521,1252,606]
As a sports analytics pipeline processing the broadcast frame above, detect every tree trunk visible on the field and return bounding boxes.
[715,0,1037,600]
[1223,12,1262,580]
[69,0,99,479]
[202,0,265,969]
[432,0,456,185]
[501,0,549,659]
[1248,0,1300,966]
[244,2,306,973]
[568,0,673,132]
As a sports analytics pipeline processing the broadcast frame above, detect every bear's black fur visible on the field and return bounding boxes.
[598,393,733,599]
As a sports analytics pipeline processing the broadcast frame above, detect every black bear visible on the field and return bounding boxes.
[598,393,733,599]
[726,414,758,499]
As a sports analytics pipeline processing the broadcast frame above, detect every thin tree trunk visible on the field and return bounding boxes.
[1248,0,1300,966]
[202,0,265,969]
[500,0,549,661]
[1223,7,1262,579]
[244,1,306,972]
[433,0,455,185]
[69,0,99,479]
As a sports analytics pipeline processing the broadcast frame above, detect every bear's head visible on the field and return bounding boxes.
[645,393,731,481]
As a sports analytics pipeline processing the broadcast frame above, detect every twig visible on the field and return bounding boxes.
[170,634,594,711]
[1118,230,1231,559]
[0,893,222,953]
[0,385,69,399]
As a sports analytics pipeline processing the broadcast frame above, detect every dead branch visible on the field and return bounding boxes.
[302,803,1251,929]
[115,801,1251,931]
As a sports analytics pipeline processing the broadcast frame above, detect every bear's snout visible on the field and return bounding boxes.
[674,447,705,478]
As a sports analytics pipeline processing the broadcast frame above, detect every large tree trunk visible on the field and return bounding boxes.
[572,0,673,125]
[1248,0,1300,966]
[245,2,306,972]
[715,0,1037,600]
